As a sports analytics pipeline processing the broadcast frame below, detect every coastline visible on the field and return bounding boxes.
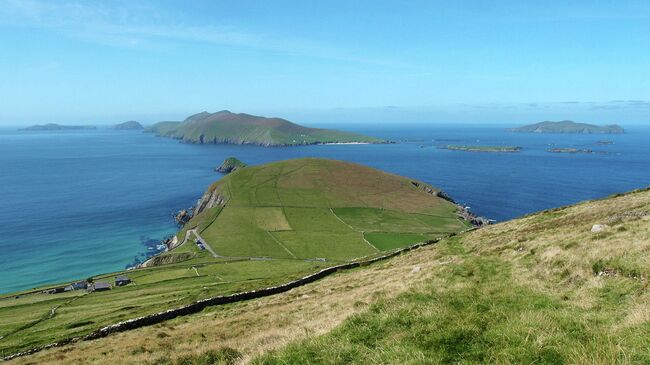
[318,142,371,145]
[149,134,387,147]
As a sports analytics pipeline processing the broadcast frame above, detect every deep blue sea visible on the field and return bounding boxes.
[1,124,649,293]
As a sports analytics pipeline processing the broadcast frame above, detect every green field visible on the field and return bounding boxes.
[364,232,429,250]
[0,158,469,356]
[0,257,330,355]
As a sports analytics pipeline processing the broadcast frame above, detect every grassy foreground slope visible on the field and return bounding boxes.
[0,158,467,358]
[8,186,649,364]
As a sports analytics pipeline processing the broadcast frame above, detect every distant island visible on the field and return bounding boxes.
[20,123,96,131]
[442,145,522,153]
[508,121,624,134]
[113,121,143,130]
[145,110,385,147]
[216,157,247,173]
[548,148,609,154]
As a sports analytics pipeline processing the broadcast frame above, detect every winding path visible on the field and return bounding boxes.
[183,229,220,258]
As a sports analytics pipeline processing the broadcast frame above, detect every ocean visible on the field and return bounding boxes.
[1,124,649,293]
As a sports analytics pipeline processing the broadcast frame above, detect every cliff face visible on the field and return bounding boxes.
[193,186,228,216]
[410,180,491,226]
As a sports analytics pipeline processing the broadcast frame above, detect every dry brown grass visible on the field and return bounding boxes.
[463,188,650,304]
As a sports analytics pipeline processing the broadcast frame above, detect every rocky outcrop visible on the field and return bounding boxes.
[410,180,490,227]
[194,186,228,216]
[138,252,193,268]
[457,207,492,227]
[410,181,440,196]
[436,190,456,204]
[216,157,247,174]
[174,209,192,225]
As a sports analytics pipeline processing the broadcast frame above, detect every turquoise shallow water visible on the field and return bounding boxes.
[1,125,649,293]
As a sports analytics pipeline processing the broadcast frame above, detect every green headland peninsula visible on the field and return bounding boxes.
[0,158,474,358]
[508,120,624,134]
[442,145,522,153]
[20,123,96,131]
[145,110,385,146]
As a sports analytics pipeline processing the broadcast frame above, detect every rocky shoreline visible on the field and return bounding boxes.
[410,181,492,226]
[130,206,196,269]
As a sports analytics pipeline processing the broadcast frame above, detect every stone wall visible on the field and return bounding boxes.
[3,228,478,361]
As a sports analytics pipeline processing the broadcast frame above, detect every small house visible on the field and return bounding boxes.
[115,275,131,287]
[71,281,88,290]
[91,282,111,292]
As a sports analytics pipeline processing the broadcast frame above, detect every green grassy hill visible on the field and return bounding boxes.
[145,111,384,146]
[0,158,468,358]
[7,185,649,364]
[216,157,247,173]
[189,158,468,260]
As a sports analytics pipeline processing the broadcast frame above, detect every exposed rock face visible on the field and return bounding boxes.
[592,224,608,233]
[139,252,193,268]
[174,209,192,225]
[457,207,492,227]
[410,181,440,196]
[194,187,227,216]
[410,180,491,227]
[166,235,180,250]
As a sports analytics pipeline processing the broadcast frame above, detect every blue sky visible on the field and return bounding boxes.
[0,0,648,125]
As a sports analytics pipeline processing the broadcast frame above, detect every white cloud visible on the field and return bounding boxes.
[0,0,397,66]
